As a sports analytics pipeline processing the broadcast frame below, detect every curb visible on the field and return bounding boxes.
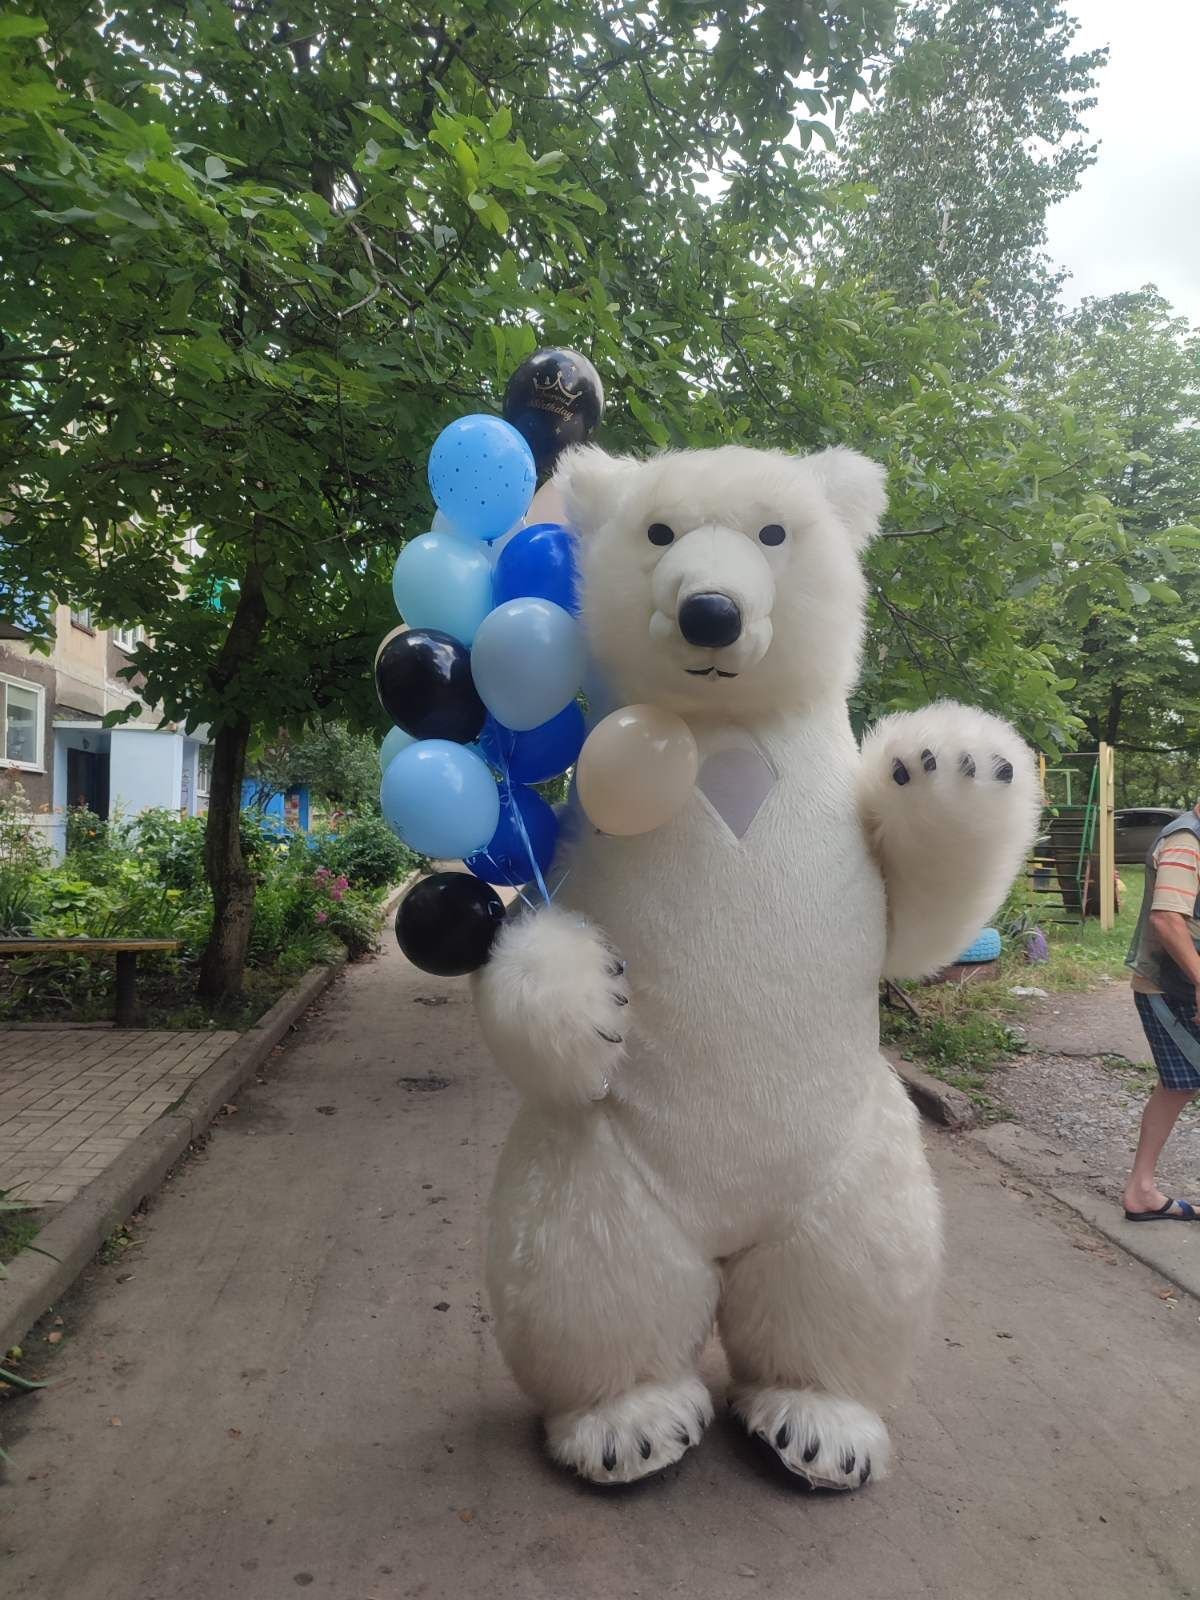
[0,956,344,1356]
[884,1049,978,1129]
[968,1121,1200,1303]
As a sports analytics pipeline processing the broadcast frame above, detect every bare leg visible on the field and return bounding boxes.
[1122,1086,1198,1214]
[488,1107,719,1484]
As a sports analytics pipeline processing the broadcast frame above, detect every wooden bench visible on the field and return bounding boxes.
[0,938,183,1027]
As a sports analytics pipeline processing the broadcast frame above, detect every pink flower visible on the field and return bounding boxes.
[314,866,331,882]
[330,886,345,902]
[314,909,328,924]
[335,875,349,892]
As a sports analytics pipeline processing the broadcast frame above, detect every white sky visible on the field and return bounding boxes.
[1045,0,1200,326]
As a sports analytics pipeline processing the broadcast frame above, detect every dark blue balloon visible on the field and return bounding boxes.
[475,704,585,784]
[493,522,580,615]
[507,701,586,784]
[466,782,558,888]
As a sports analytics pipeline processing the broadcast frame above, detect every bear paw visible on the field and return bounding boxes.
[546,1377,713,1485]
[472,903,629,1107]
[731,1385,890,1491]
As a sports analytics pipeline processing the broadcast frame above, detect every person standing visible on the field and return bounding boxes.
[1123,799,1200,1220]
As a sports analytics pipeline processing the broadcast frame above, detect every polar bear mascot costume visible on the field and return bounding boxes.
[474,442,1039,1490]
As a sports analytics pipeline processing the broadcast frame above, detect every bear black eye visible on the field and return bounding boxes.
[647,523,674,546]
[758,524,786,546]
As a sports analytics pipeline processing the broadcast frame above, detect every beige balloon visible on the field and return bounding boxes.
[527,480,568,526]
[577,705,699,836]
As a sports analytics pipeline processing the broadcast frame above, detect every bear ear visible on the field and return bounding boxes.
[553,444,635,534]
[803,446,888,550]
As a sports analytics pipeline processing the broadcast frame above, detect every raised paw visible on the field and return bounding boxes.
[730,1385,890,1492]
[546,1376,713,1486]
[472,903,630,1107]
[891,747,1016,788]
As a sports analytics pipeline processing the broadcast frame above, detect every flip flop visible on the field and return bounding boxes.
[1123,1197,1198,1222]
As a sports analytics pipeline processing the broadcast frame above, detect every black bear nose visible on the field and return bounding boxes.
[677,592,742,649]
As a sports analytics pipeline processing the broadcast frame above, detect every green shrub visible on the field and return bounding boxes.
[313,815,414,889]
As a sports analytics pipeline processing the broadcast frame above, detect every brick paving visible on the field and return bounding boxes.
[0,1029,240,1207]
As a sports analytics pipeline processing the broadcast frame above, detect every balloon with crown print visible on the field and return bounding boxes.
[503,348,605,478]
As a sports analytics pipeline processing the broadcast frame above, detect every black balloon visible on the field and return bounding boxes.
[503,347,604,475]
[375,627,486,744]
[395,872,506,977]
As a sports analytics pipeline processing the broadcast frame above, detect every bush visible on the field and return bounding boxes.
[314,815,415,889]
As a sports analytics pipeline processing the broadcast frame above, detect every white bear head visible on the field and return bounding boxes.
[555,443,887,718]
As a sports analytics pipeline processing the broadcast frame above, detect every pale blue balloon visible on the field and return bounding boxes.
[428,414,536,542]
[470,598,585,732]
[391,532,494,644]
[380,740,500,859]
[379,724,415,774]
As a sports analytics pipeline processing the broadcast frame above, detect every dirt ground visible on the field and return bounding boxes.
[996,982,1200,1204]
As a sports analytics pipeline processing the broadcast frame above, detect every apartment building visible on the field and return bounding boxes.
[0,604,211,857]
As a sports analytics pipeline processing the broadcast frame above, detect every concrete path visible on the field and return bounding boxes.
[3,939,1198,1600]
[0,1028,241,1205]
[1015,980,1151,1064]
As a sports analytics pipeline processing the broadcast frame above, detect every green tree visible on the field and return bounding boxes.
[250,724,383,817]
[1019,289,1200,762]
[0,1,897,997]
[820,0,1106,356]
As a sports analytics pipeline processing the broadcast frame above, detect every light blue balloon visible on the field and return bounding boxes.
[391,531,494,644]
[470,598,585,732]
[379,725,415,774]
[428,414,536,542]
[380,740,500,859]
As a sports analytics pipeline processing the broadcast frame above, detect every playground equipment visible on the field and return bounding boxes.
[1028,744,1116,930]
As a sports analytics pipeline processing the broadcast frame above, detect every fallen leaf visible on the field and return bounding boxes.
[221,1103,238,1115]
[109,1416,122,1427]
[46,1331,62,1345]
[458,1509,474,1523]
[433,1301,450,1313]
[737,1565,757,1578]
[52,1316,64,1327]
[1156,1287,1178,1301]
[227,1427,242,1439]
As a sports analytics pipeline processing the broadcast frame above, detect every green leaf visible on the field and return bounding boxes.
[0,15,47,40]
[489,105,512,140]
[1147,582,1181,604]
[1128,581,1150,606]
[204,155,229,181]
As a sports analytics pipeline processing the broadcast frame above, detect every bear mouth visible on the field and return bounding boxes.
[684,666,740,679]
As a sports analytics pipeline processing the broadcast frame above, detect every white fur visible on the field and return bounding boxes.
[472,904,627,1107]
[476,443,1036,1488]
[859,703,1042,977]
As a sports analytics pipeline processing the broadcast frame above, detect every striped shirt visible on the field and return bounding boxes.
[1130,827,1200,995]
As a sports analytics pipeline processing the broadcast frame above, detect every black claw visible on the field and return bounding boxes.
[607,958,626,978]
[676,1427,692,1447]
[841,1450,856,1475]
[921,747,936,773]
[638,1435,652,1460]
[994,757,1014,783]
[959,752,976,778]
[775,1423,791,1449]
[802,1436,819,1464]
[891,758,910,786]
[595,1027,623,1045]
[611,992,629,1006]
[602,1435,618,1472]
[859,1459,871,1485]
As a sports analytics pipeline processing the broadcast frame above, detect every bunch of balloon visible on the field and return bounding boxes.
[378,353,604,978]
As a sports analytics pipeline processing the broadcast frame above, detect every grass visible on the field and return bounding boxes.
[882,864,1145,1107]
[0,1203,41,1269]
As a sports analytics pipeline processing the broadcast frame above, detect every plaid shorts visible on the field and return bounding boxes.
[1134,991,1200,1093]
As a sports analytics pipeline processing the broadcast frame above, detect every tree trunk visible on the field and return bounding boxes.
[1104,682,1124,748]
[197,564,268,1001]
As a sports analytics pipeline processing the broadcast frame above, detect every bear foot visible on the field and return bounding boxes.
[730,1385,890,1491]
[546,1376,713,1486]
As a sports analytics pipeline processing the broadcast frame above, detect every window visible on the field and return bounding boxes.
[196,746,212,798]
[113,623,144,652]
[0,676,44,770]
[70,605,93,631]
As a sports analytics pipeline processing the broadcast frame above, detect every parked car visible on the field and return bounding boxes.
[1115,807,1182,864]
